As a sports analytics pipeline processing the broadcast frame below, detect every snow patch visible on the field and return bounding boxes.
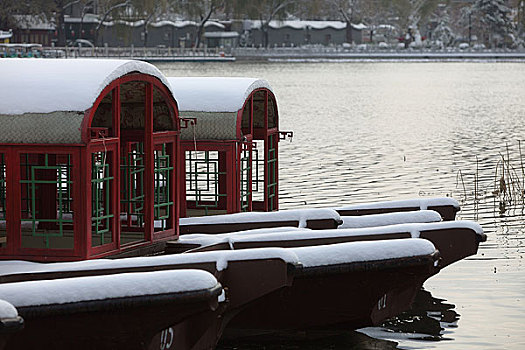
[0,248,301,276]
[0,269,218,307]
[180,208,341,228]
[291,239,436,267]
[336,197,460,211]
[0,299,18,319]
[339,210,442,229]
[176,220,483,247]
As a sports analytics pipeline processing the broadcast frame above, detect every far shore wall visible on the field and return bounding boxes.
[16,20,363,48]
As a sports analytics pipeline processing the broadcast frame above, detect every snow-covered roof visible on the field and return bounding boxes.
[168,77,272,113]
[64,14,100,24]
[102,19,225,29]
[0,269,219,308]
[13,15,55,30]
[204,31,239,39]
[0,58,173,115]
[249,20,365,31]
[0,30,12,40]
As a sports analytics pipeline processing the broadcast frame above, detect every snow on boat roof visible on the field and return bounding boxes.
[0,269,218,308]
[340,210,442,229]
[177,220,484,247]
[0,299,18,319]
[336,197,460,211]
[0,239,436,283]
[0,248,301,276]
[168,77,272,112]
[180,208,340,228]
[290,238,436,268]
[0,59,173,115]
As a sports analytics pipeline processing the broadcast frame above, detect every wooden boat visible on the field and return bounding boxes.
[0,248,299,349]
[0,60,484,348]
[0,238,439,347]
[226,239,439,334]
[335,197,461,221]
[170,206,485,270]
[164,75,484,275]
[0,270,221,350]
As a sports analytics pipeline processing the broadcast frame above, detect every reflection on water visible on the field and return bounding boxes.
[361,289,459,345]
[157,61,525,349]
[217,289,457,350]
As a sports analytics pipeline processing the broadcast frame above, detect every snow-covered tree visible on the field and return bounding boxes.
[432,9,455,48]
[472,0,513,47]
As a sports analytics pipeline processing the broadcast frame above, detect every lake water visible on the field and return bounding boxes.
[157,61,525,350]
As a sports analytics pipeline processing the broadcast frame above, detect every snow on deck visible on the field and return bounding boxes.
[0,59,173,115]
[0,269,218,308]
[339,210,442,229]
[0,240,437,285]
[0,248,301,276]
[176,220,483,247]
[0,299,18,319]
[168,77,272,112]
[180,208,341,228]
[290,238,436,268]
[336,197,460,211]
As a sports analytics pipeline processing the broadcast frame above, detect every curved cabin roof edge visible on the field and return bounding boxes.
[0,58,176,144]
[167,77,276,141]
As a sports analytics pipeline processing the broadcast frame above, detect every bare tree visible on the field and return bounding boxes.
[93,0,130,45]
[182,0,229,48]
[236,0,296,48]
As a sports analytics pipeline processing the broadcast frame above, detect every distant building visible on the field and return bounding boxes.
[97,20,226,48]
[12,15,55,46]
[0,30,12,43]
[204,31,239,48]
[244,20,364,47]
[7,14,366,48]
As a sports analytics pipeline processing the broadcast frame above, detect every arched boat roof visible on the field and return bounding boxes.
[0,58,173,115]
[167,77,273,113]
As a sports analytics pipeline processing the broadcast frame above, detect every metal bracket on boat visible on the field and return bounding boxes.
[179,117,197,129]
[279,130,294,142]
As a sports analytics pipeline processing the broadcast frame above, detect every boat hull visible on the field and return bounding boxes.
[226,255,437,334]
[3,287,221,350]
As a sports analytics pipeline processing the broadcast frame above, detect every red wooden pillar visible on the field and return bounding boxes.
[112,86,121,248]
[5,148,20,255]
[144,83,154,241]
[263,91,269,211]
[173,136,180,236]
[178,144,187,218]
[80,146,90,259]
[226,144,236,213]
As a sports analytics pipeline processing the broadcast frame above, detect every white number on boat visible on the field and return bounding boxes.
[159,327,174,349]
